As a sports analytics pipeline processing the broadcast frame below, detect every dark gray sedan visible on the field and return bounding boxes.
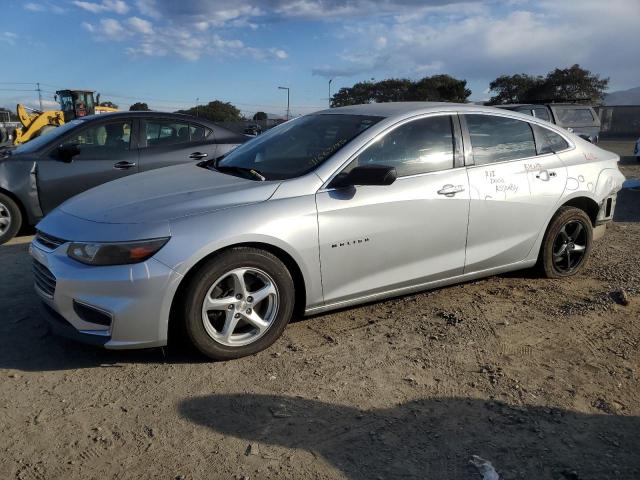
[0,111,247,244]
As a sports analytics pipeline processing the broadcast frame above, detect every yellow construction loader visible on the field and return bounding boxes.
[12,89,117,145]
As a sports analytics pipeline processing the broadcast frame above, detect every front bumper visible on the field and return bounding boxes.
[30,238,183,349]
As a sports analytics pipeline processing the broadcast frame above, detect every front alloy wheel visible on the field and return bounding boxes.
[201,268,279,347]
[182,247,295,360]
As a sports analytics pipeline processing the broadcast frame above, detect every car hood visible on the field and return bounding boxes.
[59,163,281,224]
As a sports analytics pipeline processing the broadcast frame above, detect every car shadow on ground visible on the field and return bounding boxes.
[179,393,640,479]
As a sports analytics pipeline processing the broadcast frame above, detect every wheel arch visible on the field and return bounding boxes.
[167,241,308,344]
[560,195,599,226]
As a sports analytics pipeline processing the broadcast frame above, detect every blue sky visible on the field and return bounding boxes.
[1,0,639,117]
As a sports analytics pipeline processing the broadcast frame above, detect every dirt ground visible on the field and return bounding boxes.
[1,142,639,480]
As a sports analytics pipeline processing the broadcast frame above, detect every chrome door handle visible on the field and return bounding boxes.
[437,184,465,197]
[113,161,136,170]
[189,152,208,160]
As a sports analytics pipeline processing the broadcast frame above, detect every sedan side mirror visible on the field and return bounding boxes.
[57,143,80,163]
[330,164,397,189]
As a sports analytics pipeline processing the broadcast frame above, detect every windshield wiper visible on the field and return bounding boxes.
[215,165,266,181]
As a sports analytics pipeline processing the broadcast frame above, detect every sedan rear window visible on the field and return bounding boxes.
[217,114,382,180]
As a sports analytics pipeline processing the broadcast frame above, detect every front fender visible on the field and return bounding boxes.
[155,195,323,312]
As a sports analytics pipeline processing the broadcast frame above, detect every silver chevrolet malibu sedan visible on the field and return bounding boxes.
[31,103,625,359]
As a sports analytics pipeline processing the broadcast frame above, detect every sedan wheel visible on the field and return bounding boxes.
[182,247,295,360]
[201,267,279,347]
[0,193,22,245]
[539,206,593,278]
[0,202,11,235]
[552,220,588,274]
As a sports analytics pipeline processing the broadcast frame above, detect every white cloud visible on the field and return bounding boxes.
[73,0,129,14]
[24,3,45,12]
[24,1,66,13]
[127,16,154,34]
[1,32,17,46]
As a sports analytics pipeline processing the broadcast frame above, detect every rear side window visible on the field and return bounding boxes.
[145,121,190,147]
[351,115,456,177]
[533,107,551,122]
[465,114,536,165]
[533,125,570,154]
[553,108,595,125]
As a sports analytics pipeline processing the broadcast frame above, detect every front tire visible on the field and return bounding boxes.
[0,192,22,245]
[181,247,295,360]
[539,206,593,278]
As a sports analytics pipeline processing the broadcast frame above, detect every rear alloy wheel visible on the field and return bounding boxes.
[539,206,593,278]
[182,247,295,360]
[0,193,22,245]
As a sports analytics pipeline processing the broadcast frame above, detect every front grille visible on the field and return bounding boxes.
[33,260,57,298]
[35,231,66,250]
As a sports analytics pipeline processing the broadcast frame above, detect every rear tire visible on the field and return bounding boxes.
[181,247,295,360]
[0,192,22,245]
[538,206,593,278]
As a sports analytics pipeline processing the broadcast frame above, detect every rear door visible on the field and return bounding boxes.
[462,113,566,273]
[37,118,138,214]
[137,118,218,172]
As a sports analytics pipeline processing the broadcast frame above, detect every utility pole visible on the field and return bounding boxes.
[328,79,333,108]
[278,86,290,120]
[195,97,199,117]
[36,82,43,110]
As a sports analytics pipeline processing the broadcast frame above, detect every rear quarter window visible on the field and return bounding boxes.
[532,124,570,154]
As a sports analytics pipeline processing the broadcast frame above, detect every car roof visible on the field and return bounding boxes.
[313,101,541,120]
[80,110,218,125]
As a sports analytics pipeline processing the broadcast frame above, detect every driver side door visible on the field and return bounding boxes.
[316,114,470,306]
[37,119,139,214]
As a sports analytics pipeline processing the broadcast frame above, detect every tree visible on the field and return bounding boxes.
[253,111,268,121]
[488,65,609,105]
[330,75,471,107]
[99,101,118,109]
[177,100,242,122]
[129,102,150,111]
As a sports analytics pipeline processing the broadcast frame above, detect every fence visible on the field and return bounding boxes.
[596,105,640,140]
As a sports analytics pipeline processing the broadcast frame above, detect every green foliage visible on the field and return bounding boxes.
[129,102,150,111]
[253,111,268,121]
[330,75,471,107]
[488,65,609,105]
[177,100,242,122]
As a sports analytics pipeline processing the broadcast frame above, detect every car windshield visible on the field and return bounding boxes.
[13,119,85,154]
[216,114,383,180]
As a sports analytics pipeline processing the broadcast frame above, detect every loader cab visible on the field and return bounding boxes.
[55,90,96,122]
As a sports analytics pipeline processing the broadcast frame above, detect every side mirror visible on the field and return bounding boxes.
[57,143,80,162]
[330,164,397,189]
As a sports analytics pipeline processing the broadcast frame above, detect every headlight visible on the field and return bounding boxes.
[67,238,169,266]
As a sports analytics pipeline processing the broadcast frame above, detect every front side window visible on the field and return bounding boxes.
[466,114,536,165]
[145,121,190,146]
[347,115,455,177]
[63,121,131,150]
[216,114,382,180]
[533,125,570,154]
